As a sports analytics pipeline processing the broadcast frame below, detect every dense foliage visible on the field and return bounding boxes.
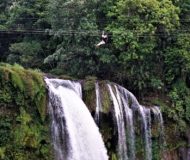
[1,0,190,116]
[0,0,189,87]
[0,0,190,158]
[0,63,52,159]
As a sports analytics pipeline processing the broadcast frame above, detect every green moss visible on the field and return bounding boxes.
[10,71,25,92]
[0,147,6,159]
[0,63,52,160]
[99,81,111,113]
[13,108,44,149]
[83,78,112,114]
[152,139,161,160]
[111,153,118,160]
[83,76,97,112]
[35,91,47,122]
[84,76,97,91]
[0,63,46,121]
[0,116,13,147]
[0,88,12,103]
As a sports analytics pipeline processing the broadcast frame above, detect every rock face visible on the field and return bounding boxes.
[0,64,189,160]
[0,63,52,160]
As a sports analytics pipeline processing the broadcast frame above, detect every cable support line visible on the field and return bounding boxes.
[1,29,190,37]
[1,17,190,22]
[1,34,190,38]
[0,28,189,32]
[5,28,190,32]
[2,18,190,23]
[1,29,190,33]
[0,30,46,33]
[0,32,185,35]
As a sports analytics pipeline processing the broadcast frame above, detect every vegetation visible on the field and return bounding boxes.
[0,0,189,93]
[0,0,190,159]
[0,63,52,160]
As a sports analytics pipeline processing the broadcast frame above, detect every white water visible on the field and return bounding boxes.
[107,84,153,160]
[152,106,166,148]
[114,84,152,160]
[145,107,152,160]
[152,106,164,138]
[95,82,102,124]
[116,85,136,160]
[46,78,108,160]
[45,78,166,160]
[47,78,82,98]
[139,106,152,160]
[107,84,128,160]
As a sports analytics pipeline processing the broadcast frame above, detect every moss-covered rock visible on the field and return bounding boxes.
[82,76,97,112]
[0,63,52,160]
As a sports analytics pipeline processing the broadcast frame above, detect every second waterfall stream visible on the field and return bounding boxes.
[45,78,165,160]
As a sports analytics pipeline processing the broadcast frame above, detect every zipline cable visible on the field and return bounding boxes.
[1,29,190,36]
[1,17,190,23]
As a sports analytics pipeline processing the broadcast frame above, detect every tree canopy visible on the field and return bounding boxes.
[0,0,190,96]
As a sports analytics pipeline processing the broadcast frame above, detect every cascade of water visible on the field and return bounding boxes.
[107,84,128,160]
[47,78,82,98]
[139,106,152,160]
[145,107,152,160]
[116,84,152,160]
[45,78,108,160]
[116,85,136,160]
[107,83,153,160]
[95,82,102,124]
[152,106,166,148]
[45,78,166,160]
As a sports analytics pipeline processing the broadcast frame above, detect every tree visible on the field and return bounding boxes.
[0,0,13,29]
[45,0,104,77]
[106,0,179,92]
[0,0,14,61]
[8,41,42,68]
[163,0,190,85]
[6,0,49,30]
[3,0,51,69]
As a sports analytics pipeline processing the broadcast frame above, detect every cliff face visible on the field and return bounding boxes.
[0,63,52,160]
[0,64,189,160]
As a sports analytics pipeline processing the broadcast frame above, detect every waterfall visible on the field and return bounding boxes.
[107,84,128,160]
[95,82,102,124]
[112,84,152,160]
[138,106,152,160]
[45,78,108,160]
[144,107,152,160]
[152,106,166,148]
[45,78,166,160]
[116,85,135,160]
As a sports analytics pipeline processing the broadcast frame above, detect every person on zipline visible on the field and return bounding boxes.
[96,31,108,47]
